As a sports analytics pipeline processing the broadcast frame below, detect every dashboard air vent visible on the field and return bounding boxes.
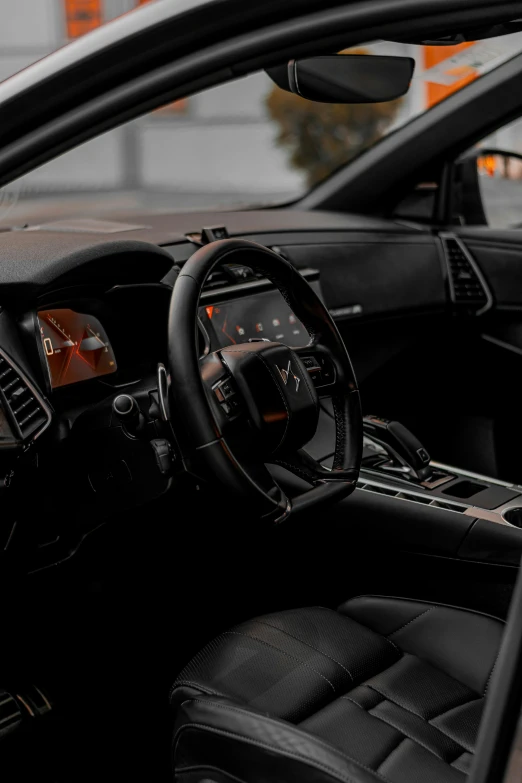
[441,233,491,314]
[0,350,51,441]
[203,267,231,291]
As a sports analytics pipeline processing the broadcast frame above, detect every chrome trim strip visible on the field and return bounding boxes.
[157,363,170,423]
[358,472,522,528]
[430,460,522,492]
[195,438,222,450]
[439,232,494,316]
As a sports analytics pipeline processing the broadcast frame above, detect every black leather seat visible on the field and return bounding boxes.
[170,596,505,782]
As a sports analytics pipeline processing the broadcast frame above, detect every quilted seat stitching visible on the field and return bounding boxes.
[376,736,408,774]
[451,751,473,770]
[484,646,503,695]
[367,684,478,754]
[428,696,483,724]
[341,692,468,765]
[369,704,468,764]
[254,619,355,683]
[388,607,436,637]
[318,606,402,657]
[340,694,386,710]
[223,631,336,692]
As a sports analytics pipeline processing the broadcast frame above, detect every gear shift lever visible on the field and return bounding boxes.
[363,415,431,480]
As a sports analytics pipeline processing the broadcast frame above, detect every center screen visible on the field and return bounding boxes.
[200,291,309,349]
[38,308,117,389]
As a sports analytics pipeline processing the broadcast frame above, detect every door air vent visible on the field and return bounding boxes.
[0,350,51,441]
[441,233,492,314]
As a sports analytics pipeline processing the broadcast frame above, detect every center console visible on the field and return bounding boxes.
[360,414,522,521]
[302,401,522,567]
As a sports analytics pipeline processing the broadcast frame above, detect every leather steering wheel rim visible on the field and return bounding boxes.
[168,239,362,522]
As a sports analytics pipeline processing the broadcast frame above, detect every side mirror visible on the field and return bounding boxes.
[453,150,522,228]
[266,54,415,104]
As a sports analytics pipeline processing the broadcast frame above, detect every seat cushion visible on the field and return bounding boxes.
[171,597,505,783]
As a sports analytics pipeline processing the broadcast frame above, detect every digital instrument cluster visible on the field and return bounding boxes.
[38,308,117,388]
[199,291,309,350]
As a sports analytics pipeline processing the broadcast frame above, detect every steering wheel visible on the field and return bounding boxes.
[168,239,362,522]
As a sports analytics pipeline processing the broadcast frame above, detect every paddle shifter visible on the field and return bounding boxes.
[362,415,431,481]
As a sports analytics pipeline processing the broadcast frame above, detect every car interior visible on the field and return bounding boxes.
[3,2,522,782]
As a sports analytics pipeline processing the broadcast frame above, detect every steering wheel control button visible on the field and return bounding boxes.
[213,377,241,418]
[301,355,324,386]
[220,380,235,399]
[302,357,318,369]
[317,355,336,386]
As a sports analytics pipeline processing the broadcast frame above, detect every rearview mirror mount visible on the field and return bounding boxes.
[266,54,415,104]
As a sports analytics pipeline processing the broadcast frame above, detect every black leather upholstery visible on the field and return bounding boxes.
[171,597,505,782]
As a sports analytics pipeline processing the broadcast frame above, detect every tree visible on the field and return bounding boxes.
[265,51,403,188]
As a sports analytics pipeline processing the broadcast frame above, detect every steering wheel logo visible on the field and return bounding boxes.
[277,360,301,393]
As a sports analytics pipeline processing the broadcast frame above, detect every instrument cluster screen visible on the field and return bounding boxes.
[38,308,117,389]
[200,291,309,349]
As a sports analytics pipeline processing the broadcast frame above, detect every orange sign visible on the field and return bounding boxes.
[478,155,498,177]
[424,43,477,108]
[64,0,102,39]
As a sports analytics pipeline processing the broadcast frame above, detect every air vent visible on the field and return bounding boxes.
[441,233,492,314]
[203,267,231,291]
[0,350,51,441]
[202,263,260,292]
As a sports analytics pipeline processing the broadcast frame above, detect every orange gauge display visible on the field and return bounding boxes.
[38,308,117,388]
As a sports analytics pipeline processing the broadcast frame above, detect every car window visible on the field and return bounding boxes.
[468,117,522,229]
[2,2,522,225]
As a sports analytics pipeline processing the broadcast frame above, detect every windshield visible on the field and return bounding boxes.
[2,7,522,226]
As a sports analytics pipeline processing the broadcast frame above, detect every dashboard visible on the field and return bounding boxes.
[0,208,455,572]
[25,283,315,400]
